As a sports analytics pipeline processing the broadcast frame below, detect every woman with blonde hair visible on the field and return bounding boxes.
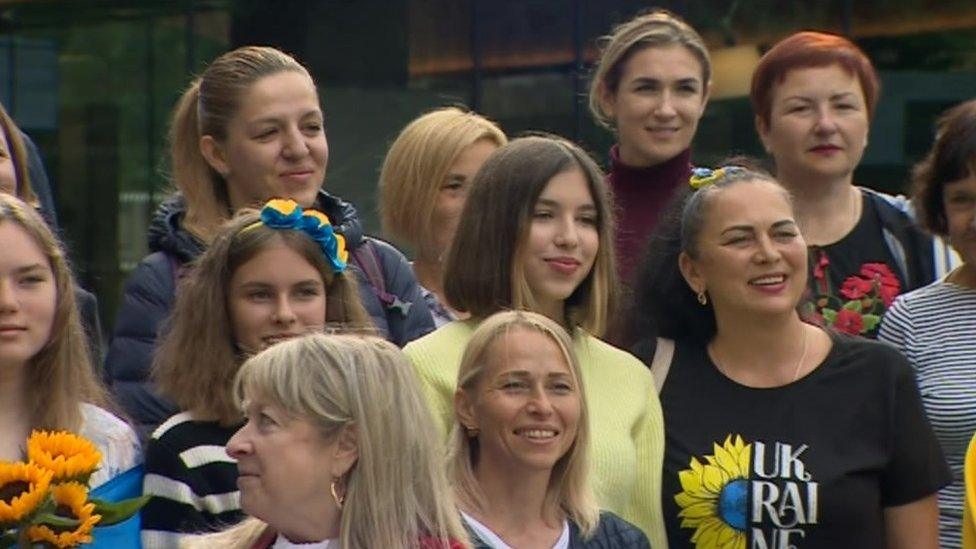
[589,9,711,283]
[108,45,433,436]
[405,135,665,545]
[451,310,649,548]
[380,106,506,326]
[183,333,468,549]
[141,199,372,547]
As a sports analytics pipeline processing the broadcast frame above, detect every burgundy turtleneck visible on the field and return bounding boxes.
[606,145,692,285]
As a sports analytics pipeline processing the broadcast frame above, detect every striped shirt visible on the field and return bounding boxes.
[879,281,976,549]
[141,412,244,549]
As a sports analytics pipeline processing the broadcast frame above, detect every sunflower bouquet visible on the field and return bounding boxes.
[0,431,147,548]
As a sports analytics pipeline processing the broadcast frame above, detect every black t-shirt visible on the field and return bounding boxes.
[800,191,907,339]
[661,333,950,548]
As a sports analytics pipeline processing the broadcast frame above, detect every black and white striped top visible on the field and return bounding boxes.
[140,412,244,549]
[879,281,976,549]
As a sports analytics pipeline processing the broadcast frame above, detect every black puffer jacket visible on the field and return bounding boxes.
[467,512,651,548]
[105,191,434,438]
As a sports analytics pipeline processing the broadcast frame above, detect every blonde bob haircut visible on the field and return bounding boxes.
[379,107,506,256]
[589,9,711,129]
[168,46,313,241]
[152,209,372,426]
[0,194,108,431]
[443,135,617,336]
[185,334,469,548]
[449,310,599,536]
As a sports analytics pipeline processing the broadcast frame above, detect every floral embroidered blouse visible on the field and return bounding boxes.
[800,192,907,338]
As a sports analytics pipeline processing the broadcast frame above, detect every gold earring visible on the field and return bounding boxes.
[697,290,708,306]
[330,477,346,508]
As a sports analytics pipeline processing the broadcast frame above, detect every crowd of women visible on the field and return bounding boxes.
[1,7,974,549]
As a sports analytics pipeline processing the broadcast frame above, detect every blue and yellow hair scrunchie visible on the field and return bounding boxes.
[689,166,746,190]
[248,198,348,273]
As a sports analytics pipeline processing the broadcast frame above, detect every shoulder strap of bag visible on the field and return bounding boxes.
[350,239,411,317]
[650,337,675,394]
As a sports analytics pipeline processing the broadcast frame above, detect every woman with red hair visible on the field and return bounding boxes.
[750,31,956,338]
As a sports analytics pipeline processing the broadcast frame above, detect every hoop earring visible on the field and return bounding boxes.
[330,477,346,508]
[697,290,708,306]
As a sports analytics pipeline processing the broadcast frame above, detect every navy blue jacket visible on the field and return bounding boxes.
[105,191,434,438]
[467,512,651,548]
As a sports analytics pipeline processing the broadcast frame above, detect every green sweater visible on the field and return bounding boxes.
[405,320,666,548]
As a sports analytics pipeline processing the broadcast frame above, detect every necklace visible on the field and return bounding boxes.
[712,329,810,384]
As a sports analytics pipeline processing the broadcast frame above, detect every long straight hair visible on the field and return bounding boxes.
[448,311,600,536]
[0,194,109,431]
[443,135,617,336]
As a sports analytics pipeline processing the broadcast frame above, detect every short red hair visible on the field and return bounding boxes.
[751,31,880,128]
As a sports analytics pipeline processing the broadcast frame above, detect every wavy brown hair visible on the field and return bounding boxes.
[152,209,372,426]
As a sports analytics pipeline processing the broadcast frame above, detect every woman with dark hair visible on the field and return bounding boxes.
[405,135,665,545]
[750,31,955,337]
[879,99,976,548]
[629,165,948,547]
[589,9,711,283]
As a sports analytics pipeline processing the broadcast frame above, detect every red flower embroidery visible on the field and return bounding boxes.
[859,263,901,306]
[834,309,864,335]
[812,250,830,295]
[839,276,874,300]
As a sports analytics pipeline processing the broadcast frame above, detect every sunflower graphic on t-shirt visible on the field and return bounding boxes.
[675,435,750,549]
[675,434,819,548]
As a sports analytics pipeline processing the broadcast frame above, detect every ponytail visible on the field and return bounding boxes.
[168,79,228,241]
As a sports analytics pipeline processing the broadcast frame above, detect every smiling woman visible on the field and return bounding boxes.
[750,31,954,338]
[107,46,435,439]
[405,135,667,547]
[140,200,372,548]
[588,9,711,283]
[449,310,650,548]
[628,164,949,548]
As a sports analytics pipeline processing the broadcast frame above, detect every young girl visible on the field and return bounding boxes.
[0,193,139,482]
[404,135,665,546]
[140,199,372,548]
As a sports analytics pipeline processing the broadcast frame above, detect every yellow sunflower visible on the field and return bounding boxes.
[27,482,101,548]
[0,461,53,527]
[26,430,102,483]
[674,434,752,549]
